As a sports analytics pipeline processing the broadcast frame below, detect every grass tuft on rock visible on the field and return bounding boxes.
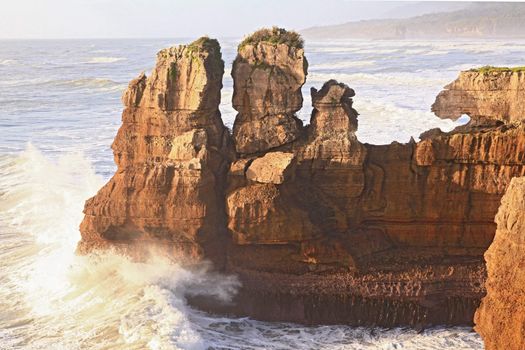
[239,27,304,51]
[469,66,525,73]
[186,36,221,58]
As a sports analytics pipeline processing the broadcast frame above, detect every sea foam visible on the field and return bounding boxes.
[0,146,239,350]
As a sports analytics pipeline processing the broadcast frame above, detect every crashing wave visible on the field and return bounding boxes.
[0,145,239,350]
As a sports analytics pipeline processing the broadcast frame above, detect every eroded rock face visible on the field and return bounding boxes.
[231,33,307,155]
[301,80,362,162]
[220,71,525,326]
[245,152,296,184]
[79,38,232,264]
[80,32,525,329]
[474,177,525,350]
[226,80,364,250]
[432,69,525,123]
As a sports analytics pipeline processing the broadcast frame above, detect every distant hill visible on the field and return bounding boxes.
[301,3,525,40]
[382,1,471,19]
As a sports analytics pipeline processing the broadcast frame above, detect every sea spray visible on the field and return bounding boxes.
[0,146,239,350]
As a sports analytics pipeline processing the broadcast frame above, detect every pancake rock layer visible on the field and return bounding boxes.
[79,30,525,328]
[231,30,307,155]
[432,68,525,124]
[79,38,233,265]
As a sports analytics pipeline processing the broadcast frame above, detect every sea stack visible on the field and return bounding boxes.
[79,30,525,329]
[78,37,233,265]
[231,27,307,155]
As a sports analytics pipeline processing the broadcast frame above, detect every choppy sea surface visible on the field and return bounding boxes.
[2,37,524,349]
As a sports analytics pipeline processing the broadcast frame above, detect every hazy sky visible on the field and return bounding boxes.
[0,0,517,39]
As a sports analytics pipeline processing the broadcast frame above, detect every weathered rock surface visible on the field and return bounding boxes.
[245,152,296,184]
[231,28,307,155]
[79,31,525,329]
[78,37,232,264]
[474,177,525,350]
[432,68,525,123]
[219,72,525,325]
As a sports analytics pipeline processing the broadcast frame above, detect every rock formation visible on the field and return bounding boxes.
[79,30,525,329]
[432,67,525,124]
[218,72,525,326]
[231,27,307,155]
[474,177,525,350]
[79,37,233,265]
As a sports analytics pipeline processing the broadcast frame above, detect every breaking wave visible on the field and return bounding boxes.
[30,78,126,92]
[194,317,483,350]
[0,145,239,350]
[0,59,17,66]
[87,56,127,64]
[354,98,469,144]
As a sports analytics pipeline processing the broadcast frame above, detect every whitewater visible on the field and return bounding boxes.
[2,37,525,349]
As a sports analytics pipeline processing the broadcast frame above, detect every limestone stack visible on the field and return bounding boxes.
[78,37,233,265]
[218,65,525,325]
[231,27,308,155]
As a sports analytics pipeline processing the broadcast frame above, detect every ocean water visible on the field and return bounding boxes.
[2,37,525,349]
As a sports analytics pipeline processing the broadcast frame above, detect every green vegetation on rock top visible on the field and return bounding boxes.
[187,36,221,54]
[157,37,221,60]
[469,66,525,73]
[239,27,304,51]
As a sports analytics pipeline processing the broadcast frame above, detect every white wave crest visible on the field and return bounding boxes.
[404,48,428,54]
[87,56,126,64]
[34,77,125,92]
[0,59,17,66]
[423,50,450,56]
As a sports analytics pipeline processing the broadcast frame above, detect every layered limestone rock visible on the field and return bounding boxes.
[301,80,362,163]
[80,31,525,328]
[231,28,307,155]
[220,68,525,326]
[299,80,366,214]
[474,177,525,350]
[226,79,365,252]
[79,37,232,264]
[245,152,296,184]
[432,67,525,123]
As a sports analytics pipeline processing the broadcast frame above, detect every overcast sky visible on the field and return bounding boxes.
[0,0,516,39]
